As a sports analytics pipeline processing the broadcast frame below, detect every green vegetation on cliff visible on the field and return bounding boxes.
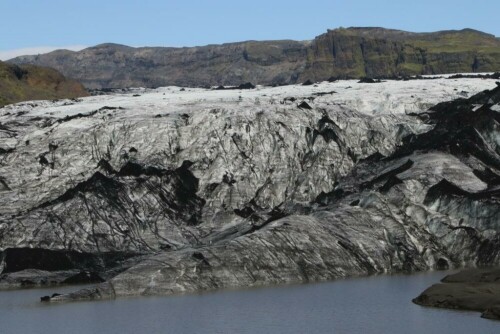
[301,28,500,81]
[0,61,88,107]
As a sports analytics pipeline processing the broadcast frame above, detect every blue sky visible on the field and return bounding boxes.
[1,0,499,59]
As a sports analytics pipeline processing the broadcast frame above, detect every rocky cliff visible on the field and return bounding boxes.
[301,28,500,81]
[1,76,500,298]
[8,28,500,89]
[9,41,308,89]
[0,61,89,107]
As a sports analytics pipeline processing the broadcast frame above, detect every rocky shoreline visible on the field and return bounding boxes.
[413,268,500,321]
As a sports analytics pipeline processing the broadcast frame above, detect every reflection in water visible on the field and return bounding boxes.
[0,271,498,334]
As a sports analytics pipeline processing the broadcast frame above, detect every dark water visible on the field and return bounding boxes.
[0,271,498,334]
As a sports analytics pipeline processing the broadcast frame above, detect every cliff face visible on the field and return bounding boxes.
[1,76,500,297]
[8,28,500,89]
[300,28,500,81]
[0,61,89,107]
[9,41,308,89]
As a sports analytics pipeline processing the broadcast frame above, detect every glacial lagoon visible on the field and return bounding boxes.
[0,270,498,334]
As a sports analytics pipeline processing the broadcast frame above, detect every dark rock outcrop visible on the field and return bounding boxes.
[62,271,105,284]
[0,248,100,273]
[413,268,500,320]
[358,78,382,84]
[0,248,139,289]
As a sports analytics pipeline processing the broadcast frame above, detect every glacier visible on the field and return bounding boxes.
[1,76,500,300]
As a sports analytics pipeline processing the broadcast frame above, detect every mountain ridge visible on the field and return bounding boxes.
[8,27,500,89]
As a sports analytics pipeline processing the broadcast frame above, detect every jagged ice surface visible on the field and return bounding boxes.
[1,77,500,299]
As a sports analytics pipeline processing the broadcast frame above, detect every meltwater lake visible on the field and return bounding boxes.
[0,270,498,334]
